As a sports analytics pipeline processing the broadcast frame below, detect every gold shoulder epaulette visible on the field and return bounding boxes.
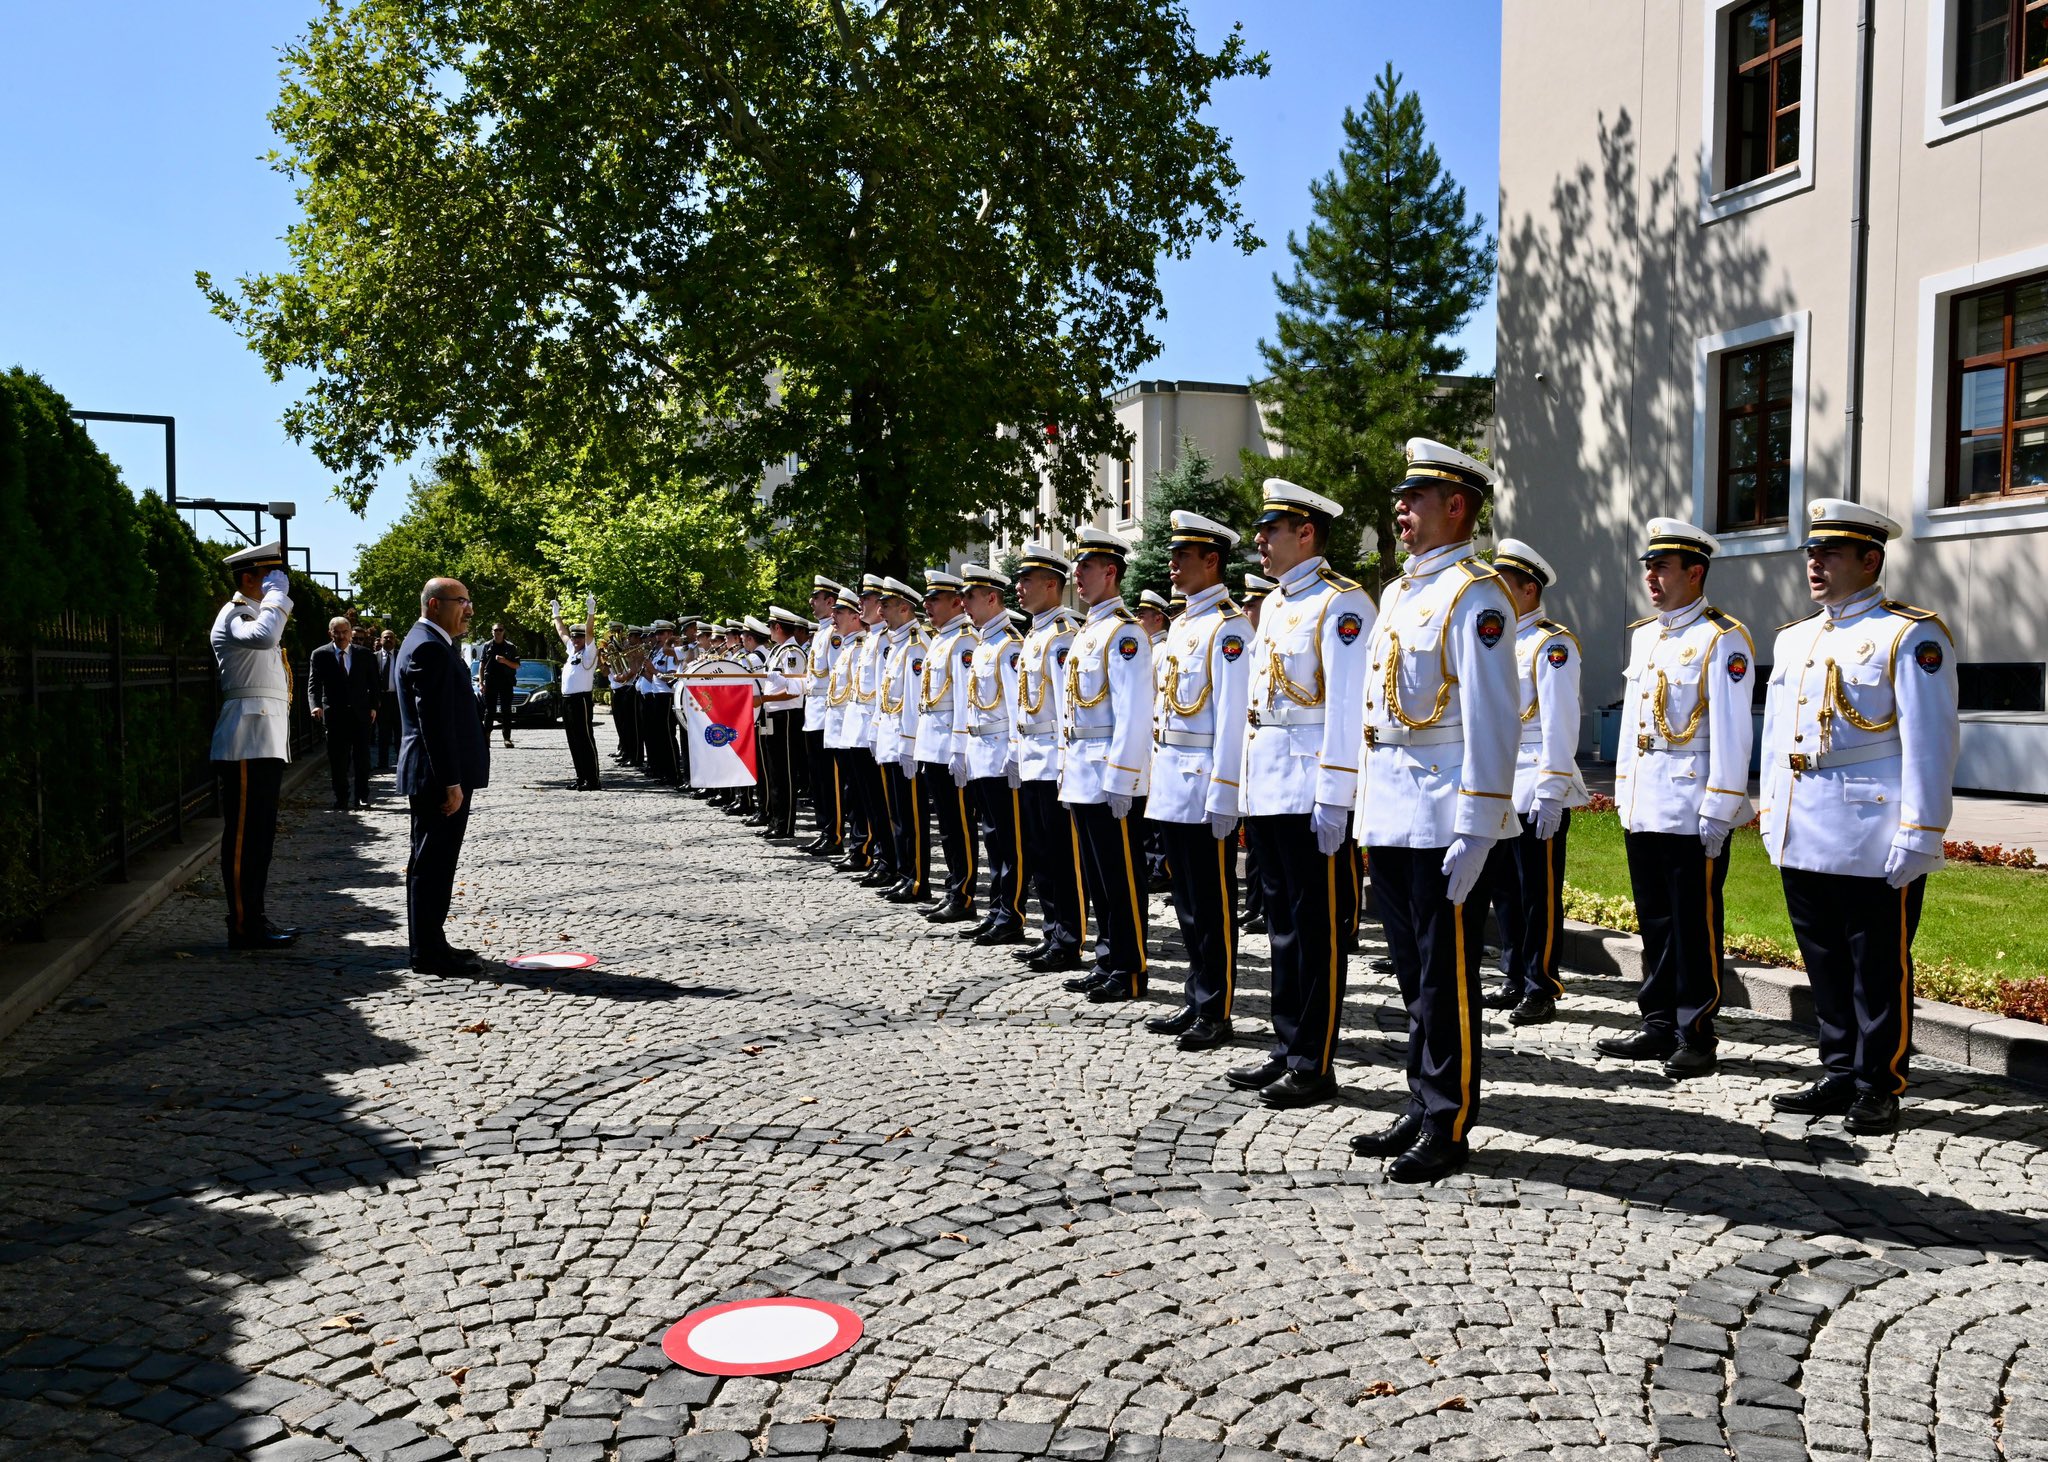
[1778,608,1822,631]
[1883,599,1952,639]
[1537,617,1568,635]
[1219,597,1242,617]
[1627,614,1655,630]
[1317,565,1361,592]
[1458,559,1500,581]
[1702,606,1727,622]
[1113,606,1138,622]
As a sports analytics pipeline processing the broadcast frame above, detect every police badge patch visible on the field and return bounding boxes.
[1915,639,1944,674]
[1727,652,1749,683]
[1117,635,1139,660]
[1008,651,1020,671]
[1475,609,1505,648]
[1056,647,1069,665]
[1336,613,1363,645]
[1220,634,1245,662]
[961,647,973,666]
[911,657,924,677]
[1546,642,1570,669]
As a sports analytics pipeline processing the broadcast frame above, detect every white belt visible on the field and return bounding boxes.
[1787,739,1900,772]
[222,688,287,702]
[1249,703,1324,727]
[1018,717,1056,736]
[1518,729,1546,747]
[967,721,1009,737]
[1364,723,1462,748]
[1636,733,1709,755]
[922,714,954,728]
[1155,728,1211,749]
[1065,724,1113,742]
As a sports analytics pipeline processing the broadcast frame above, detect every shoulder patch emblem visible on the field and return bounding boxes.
[1055,646,1069,666]
[960,646,973,666]
[1336,612,1363,645]
[911,656,925,677]
[1008,650,1020,671]
[830,634,842,647]
[1914,639,1944,674]
[1475,609,1505,648]
[1727,651,1749,683]
[1220,634,1245,662]
[1116,635,1139,660]
[1546,642,1570,669]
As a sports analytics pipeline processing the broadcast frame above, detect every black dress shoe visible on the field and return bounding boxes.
[1349,1110,1424,1157]
[858,867,894,887]
[1508,993,1557,1026]
[1177,1018,1234,1052]
[1146,1006,1200,1036]
[1226,1056,1287,1091]
[228,930,297,950]
[961,914,998,938]
[1242,914,1269,934]
[1062,969,1106,993]
[445,945,478,959]
[924,897,975,924]
[973,925,1026,947]
[809,843,844,860]
[1481,986,1520,1011]
[1259,1069,1337,1108]
[1015,939,1053,963]
[1596,1029,1678,1061]
[354,799,373,810]
[411,956,482,976]
[261,922,302,939]
[1387,1129,1470,1184]
[798,834,827,853]
[1028,949,1083,974]
[1086,976,1141,1003]
[834,854,871,873]
[1845,1091,1901,1135]
[1770,1074,1857,1116]
[886,883,927,904]
[1368,956,1395,974]
[331,801,349,813]
[1663,1044,1718,1079]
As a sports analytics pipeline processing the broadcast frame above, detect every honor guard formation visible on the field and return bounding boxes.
[212,443,1963,1181]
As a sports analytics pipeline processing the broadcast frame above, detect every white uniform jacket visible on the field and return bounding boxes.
[1147,584,1252,824]
[915,614,973,764]
[1511,610,1590,815]
[872,623,927,767]
[1354,542,1519,847]
[959,612,1023,782]
[846,623,886,752]
[803,618,837,732]
[209,590,295,762]
[1058,599,1152,805]
[1615,598,1756,834]
[822,627,866,751]
[1759,586,1959,878]
[1016,609,1076,785]
[762,641,806,737]
[1244,556,1373,817]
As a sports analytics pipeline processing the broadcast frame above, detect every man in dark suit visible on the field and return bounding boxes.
[479,622,522,747]
[398,577,490,975]
[309,614,380,810]
[374,628,402,769]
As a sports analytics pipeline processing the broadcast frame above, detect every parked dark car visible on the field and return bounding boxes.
[471,653,563,726]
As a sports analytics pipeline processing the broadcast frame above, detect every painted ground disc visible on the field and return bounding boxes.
[660,1297,864,1377]
[503,951,601,971]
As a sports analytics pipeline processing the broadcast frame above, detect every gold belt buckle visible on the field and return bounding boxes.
[1788,752,1810,774]
[1363,726,1379,748]
[1247,707,1261,727]
[1636,733,1651,753]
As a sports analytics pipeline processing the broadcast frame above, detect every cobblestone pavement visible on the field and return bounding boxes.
[4,741,2046,1462]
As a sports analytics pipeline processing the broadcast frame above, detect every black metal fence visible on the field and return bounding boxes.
[0,615,322,940]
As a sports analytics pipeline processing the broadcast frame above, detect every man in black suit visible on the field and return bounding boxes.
[309,614,380,810]
[398,577,491,975]
[374,628,401,769]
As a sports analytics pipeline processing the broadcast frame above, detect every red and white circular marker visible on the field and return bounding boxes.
[504,951,600,971]
[661,1298,864,1377]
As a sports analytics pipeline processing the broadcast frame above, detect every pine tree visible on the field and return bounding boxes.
[1255,63,1494,591]
[1125,438,1259,604]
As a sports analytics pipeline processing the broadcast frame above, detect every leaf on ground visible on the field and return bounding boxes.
[1361,1379,1397,1397]
[739,1044,766,1055]
[938,1232,968,1243]
[170,951,192,960]
[449,1366,468,1386]
[803,1413,836,1424]
[317,1313,363,1330]
[459,1021,491,1035]
[886,1125,913,1141]
[797,1095,818,1104]
[1437,1395,1469,1412]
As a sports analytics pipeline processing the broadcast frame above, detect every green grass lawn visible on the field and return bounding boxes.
[1560,810,2048,1014]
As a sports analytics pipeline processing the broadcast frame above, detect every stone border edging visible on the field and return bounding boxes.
[1555,918,2048,1086]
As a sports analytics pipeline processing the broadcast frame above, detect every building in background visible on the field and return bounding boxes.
[1494,0,2048,793]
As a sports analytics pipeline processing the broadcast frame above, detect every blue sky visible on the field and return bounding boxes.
[0,1,1501,582]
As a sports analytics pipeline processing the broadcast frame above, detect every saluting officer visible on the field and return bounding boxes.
[1012,544,1088,973]
[210,541,300,950]
[955,563,1029,946]
[820,589,872,866]
[1233,482,1372,1107]
[1480,539,1588,1025]
[873,578,931,902]
[917,569,979,923]
[1760,500,1957,1135]
[1348,442,1519,1181]
[802,577,848,855]
[1602,519,1756,1079]
[1058,528,1153,1001]
[1142,512,1252,1051]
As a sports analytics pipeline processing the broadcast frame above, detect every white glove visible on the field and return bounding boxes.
[585,592,597,614]
[898,753,917,779]
[1884,842,1944,889]
[1699,815,1734,861]
[1531,796,1565,842]
[550,599,561,618]
[260,569,290,598]
[1440,835,1493,906]
[1310,802,1348,857]
[950,753,969,787]
[1005,764,1022,790]
[1107,793,1132,820]
[1208,810,1236,841]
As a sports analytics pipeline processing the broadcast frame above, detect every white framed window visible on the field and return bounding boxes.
[1117,457,1135,524]
[1926,0,2048,143]
[1912,242,2048,542]
[1698,0,1820,224]
[1691,310,1812,555]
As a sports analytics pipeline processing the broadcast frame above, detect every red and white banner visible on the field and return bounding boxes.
[677,673,759,788]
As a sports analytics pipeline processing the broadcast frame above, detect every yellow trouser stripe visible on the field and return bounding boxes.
[1890,884,1913,1092]
[1116,812,1146,982]
[1319,850,1339,1072]
[1008,787,1025,917]
[1217,834,1236,1019]
[1451,909,1474,1141]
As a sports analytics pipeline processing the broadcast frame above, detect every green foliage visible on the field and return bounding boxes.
[1124,438,1257,602]
[1253,64,1494,595]
[201,0,1268,575]
[0,368,153,616]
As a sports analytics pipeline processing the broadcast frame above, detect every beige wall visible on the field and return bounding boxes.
[1496,0,2048,785]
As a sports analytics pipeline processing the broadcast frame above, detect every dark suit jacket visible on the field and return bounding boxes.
[397,620,490,798]
[309,641,381,721]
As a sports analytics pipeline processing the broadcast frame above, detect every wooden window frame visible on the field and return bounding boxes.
[1725,0,1804,189]
[1118,458,1134,521]
[1716,338,1796,532]
[1956,0,2048,103]
[1944,272,2048,504]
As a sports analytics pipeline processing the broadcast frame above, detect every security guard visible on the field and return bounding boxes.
[802,577,847,854]
[210,541,300,950]
[1058,528,1153,1000]
[758,607,811,837]
[873,577,930,902]
[1142,512,1251,1050]
[1347,442,1519,1181]
[1760,500,1957,1135]
[1480,538,1588,1025]
[956,563,1028,945]
[1230,483,1372,1107]
[1238,574,1275,936]
[916,569,979,922]
[821,589,873,866]
[1602,518,1755,1078]
[1013,544,1087,973]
